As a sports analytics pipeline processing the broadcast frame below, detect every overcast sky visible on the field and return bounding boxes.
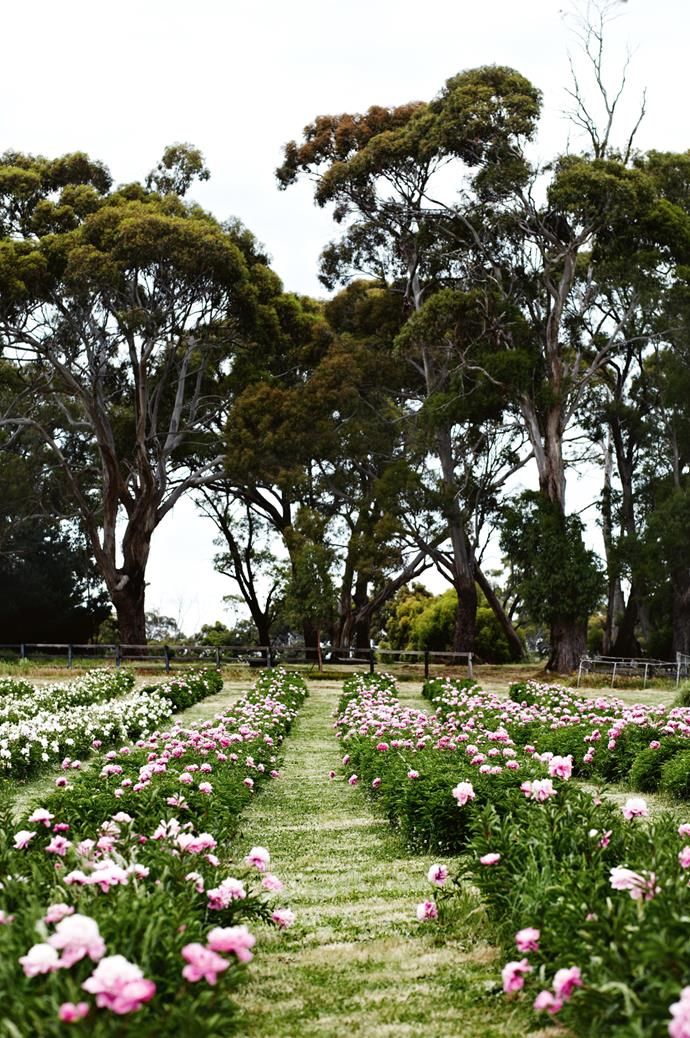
[2,0,687,633]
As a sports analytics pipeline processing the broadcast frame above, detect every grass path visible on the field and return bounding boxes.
[231,680,544,1038]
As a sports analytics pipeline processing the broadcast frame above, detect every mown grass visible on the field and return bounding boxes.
[229,681,550,1038]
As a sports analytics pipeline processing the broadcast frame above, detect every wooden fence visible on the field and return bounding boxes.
[0,642,473,679]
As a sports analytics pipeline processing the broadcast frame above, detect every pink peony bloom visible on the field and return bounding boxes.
[553,966,583,1001]
[372,777,382,789]
[44,903,74,925]
[515,927,540,953]
[0,910,14,925]
[679,824,690,838]
[58,1002,89,1023]
[48,914,106,967]
[548,755,573,780]
[522,778,556,801]
[207,877,246,910]
[328,770,336,779]
[649,740,661,750]
[622,797,649,820]
[46,835,71,857]
[669,986,690,1038]
[181,943,229,985]
[427,863,449,886]
[501,958,532,993]
[348,774,358,786]
[207,925,256,962]
[13,830,36,849]
[533,990,563,1014]
[244,846,270,871]
[198,782,213,795]
[19,942,61,977]
[83,955,156,1013]
[271,908,296,929]
[416,900,438,922]
[452,781,476,807]
[480,853,501,866]
[28,808,54,827]
[609,866,659,901]
[407,770,420,780]
[680,847,690,870]
[261,873,284,892]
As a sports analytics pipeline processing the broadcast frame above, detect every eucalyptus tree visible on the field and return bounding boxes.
[277,66,540,655]
[0,145,277,644]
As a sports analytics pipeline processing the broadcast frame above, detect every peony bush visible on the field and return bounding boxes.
[0,668,307,1034]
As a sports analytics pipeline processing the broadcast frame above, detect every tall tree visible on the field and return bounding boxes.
[0,146,277,643]
[276,66,541,654]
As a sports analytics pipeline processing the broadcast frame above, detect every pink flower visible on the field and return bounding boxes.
[669,985,690,1038]
[376,742,389,752]
[271,908,296,929]
[328,770,336,779]
[13,830,36,849]
[181,943,229,985]
[609,866,659,901]
[342,754,350,765]
[207,877,246,910]
[243,777,254,789]
[58,1002,90,1023]
[452,781,476,806]
[83,955,156,1013]
[501,958,532,993]
[28,808,54,827]
[348,774,358,786]
[427,863,449,886]
[553,966,583,1001]
[622,797,648,820]
[548,755,573,780]
[515,927,540,953]
[198,782,213,795]
[372,777,382,789]
[261,873,284,892]
[44,903,74,925]
[522,778,556,801]
[649,740,661,750]
[46,835,71,857]
[679,847,690,869]
[533,990,563,1014]
[679,824,690,838]
[416,900,438,922]
[480,853,501,866]
[0,910,14,925]
[407,770,420,780]
[207,925,256,962]
[178,772,193,785]
[19,942,61,976]
[48,914,106,967]
[244,846,270,871]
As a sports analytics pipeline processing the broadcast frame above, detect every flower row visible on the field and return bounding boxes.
[0,669,223,779]
[337,673,690,1036]
[0,668,307,1034]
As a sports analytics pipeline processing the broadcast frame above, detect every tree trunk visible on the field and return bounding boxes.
[475,564,524,661]
[547,615,587,673]
[303,621,319,663]
[111,575,147,650]
[672,571,690,657]
[452,576,477,654]
[610,589,641,658]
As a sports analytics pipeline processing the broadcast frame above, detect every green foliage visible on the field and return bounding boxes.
[500,491,604,627]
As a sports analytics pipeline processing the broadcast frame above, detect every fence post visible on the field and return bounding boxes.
[265,645,271,669]
[369,648,375,674]
[467,652,473,680]
[67,644,73,669]
[164,645,170,674]
[20,643,26,661]
[611,661,617,688]
[643,662,649,689]
[424,650,429,680]
[677,659,682,688]
[115,644,121,669]
[577,660,583,688]
[215,647,220,670]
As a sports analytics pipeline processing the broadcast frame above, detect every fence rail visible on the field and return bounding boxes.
[0,642,473,679]
[577,654,687,688]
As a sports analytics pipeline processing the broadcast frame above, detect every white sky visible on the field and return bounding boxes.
[1,0,687,633]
